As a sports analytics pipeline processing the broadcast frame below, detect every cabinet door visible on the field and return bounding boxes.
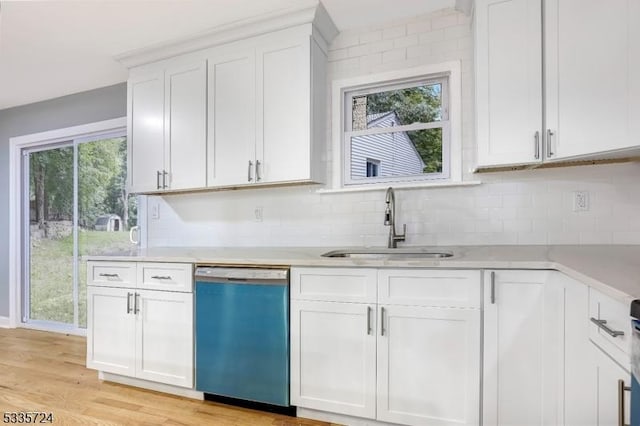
[86,286,135,376]
[164,60,207,190]
[377,305,480,426]
[256,37,311,183]
[135,290,193,388]
[545,0,637,159]
[128,71,164,193]
[290,300,376,419]
[475,0,542,168]
[207,49,256,186]
[483,270,561,426]
[593,344,631,426]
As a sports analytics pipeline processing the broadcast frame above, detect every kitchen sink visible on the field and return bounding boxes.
[321,248,454,259]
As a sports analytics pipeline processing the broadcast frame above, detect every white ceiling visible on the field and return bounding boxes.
[0,0,455,110]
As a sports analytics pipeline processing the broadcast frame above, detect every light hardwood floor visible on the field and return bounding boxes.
[0,328,334,425]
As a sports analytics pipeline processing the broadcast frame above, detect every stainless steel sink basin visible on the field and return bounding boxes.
[321,248,454,259]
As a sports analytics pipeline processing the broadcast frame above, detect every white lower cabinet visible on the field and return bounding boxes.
[592,344,631,426]
[291,267,481,426]
[290,300,376,418]
[482,270,562,426]
[377,305,480,426]
[86,261,194,389]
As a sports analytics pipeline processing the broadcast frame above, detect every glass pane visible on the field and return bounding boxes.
[352,83,442,131]
[78,136,136,328]
[350,128,443,180]
[29,146,74,323]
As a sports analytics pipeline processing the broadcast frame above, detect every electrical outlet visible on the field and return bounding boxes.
[573,191,589,212]
[151,202,160,220]
[254,207,263,222]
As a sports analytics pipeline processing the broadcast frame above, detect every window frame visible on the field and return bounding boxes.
[331,61,462,190]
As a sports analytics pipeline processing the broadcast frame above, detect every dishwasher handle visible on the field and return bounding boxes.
[195,267,288,284]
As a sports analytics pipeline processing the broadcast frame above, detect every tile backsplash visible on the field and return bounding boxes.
[146,8,640,248]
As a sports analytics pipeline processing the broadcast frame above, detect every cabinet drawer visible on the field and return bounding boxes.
[589,288,631,366]
[137,263,193,292]
[378,269,481,308]
[87,261,137,288]
[291,267,377,303]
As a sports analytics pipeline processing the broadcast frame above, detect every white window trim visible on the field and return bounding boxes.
[7,117,145,330]
[331,61,462,190]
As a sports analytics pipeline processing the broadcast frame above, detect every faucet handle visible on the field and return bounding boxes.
[395,224,407,241]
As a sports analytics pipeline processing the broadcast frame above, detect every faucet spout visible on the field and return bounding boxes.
[383,187,406,248]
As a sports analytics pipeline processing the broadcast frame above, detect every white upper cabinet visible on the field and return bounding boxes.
[128,71,165,193]
[128,59,206,193]
[164,60,207,191]
[475,0,543,167]
[207,29,324,187]
[545,0,639,160]
[123,4,337,193]
[207,48,256,187]
[475,0,640,168]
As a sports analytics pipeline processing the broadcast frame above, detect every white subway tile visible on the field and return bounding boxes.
[383,25,407,40]
[382,48,407,63]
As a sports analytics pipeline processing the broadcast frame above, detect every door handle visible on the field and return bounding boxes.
[490,271,496,304]
[98,273,119,278]
[162,170,168,189]
[534,131,540,160]
[618,379,631,426]
[546,129,554,158]
[134,293,140,314]
[380,307,386,336]
[256,160,262,182]
[156,170,161,190]
[366,306,372,335]
[151,275,172,280]
[126,292,132,314]
[248,160,254,182]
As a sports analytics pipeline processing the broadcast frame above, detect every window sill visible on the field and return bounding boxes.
[316,180,482,194]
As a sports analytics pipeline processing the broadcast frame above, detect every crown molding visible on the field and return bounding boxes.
[115,2,338,69]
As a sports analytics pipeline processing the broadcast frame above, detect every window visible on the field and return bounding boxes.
[332,62,462,189]
[366,158,380,177]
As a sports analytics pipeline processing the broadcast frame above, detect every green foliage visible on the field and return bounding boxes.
[366,84,443,173]
[29,137,136,230]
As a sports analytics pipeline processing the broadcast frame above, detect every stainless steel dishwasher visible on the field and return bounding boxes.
[194,267,292,414]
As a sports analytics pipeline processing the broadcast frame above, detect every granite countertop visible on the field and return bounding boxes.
[86,245,640,304]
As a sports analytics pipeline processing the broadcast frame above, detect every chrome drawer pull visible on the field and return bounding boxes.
[126,292,132,314]
[590,317,625,337]
[99,273,119,278]
[151,275,172,280]
[134,293,140,314]
[366,306,372,335]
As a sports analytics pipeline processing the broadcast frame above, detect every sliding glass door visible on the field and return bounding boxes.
[23,132,136,332]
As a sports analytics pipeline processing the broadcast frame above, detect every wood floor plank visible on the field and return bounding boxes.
[0,328,337,425]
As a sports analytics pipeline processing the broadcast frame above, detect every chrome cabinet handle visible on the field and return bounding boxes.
[534,131,540,159]
[590,318,625,337]
[151,275,172,280]
[126,292,132,314]
[490,271,496,304]
[134,293,140,314]
[366,306,372,335]
[99,273,119,278]
[380,307,386,336]
[618,379,631,426]
[248,160,254,182]
[256,160,262,182]
[546,129,554,157]
[156,170,161,189]
[162,170,168,189]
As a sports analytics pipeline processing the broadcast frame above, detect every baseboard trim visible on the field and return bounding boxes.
[297,408,391,426]
[0,316,12,328]
[99,372,204,400]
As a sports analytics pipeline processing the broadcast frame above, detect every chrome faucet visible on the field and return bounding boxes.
[384,187,406,248]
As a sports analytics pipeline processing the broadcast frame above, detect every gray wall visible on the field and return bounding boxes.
[0,83,127,318]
